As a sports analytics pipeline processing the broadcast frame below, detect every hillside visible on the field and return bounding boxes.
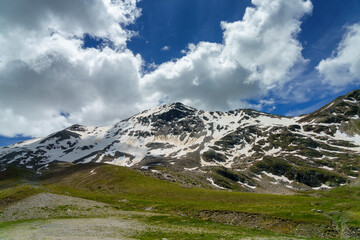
[1,163,360,239]
[0,89,359,194]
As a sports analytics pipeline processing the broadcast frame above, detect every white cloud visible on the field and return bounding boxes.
[0,0,140,67]
[141,0,312,111]
[317,23,360,87]
[0,0,313,138]
[161,46,170,51]
[0,0,143,137]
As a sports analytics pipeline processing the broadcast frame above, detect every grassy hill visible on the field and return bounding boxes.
[1,163,360,239]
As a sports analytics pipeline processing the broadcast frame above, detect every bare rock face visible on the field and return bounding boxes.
[1,90,360,193]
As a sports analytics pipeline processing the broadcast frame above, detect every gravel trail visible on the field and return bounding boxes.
[0,193,117,222]
[0,193,305,240]
[0,217,144,240]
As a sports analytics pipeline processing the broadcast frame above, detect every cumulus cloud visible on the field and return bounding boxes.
[317,23,360,87]
[0,0,313,137]
[141,0,312,111]
[0,0,143,137]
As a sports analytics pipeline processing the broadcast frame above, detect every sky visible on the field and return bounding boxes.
[0,0,360,146]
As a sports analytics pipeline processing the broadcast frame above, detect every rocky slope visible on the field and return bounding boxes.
[1,89,359,193]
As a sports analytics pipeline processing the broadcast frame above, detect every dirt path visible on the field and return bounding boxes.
[0,193,157,222]
[0,193,305,240]
[0,193,156,240]
[0,217,299,240]
[0,217,143,240]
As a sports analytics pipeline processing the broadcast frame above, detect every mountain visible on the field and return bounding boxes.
[1,90,359,194]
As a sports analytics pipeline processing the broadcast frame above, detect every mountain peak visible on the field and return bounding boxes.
[299,89,359,123]
[168,102,189,108]
[166,102,196,112]
[1,89,360,194]
[131,102,197,121]
[66,124,87,132]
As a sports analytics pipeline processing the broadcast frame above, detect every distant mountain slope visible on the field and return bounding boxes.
[1,89,359,194]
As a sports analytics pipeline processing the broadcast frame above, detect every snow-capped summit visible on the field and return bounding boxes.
[1,89,359,193]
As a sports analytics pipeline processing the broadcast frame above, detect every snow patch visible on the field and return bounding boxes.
[238,181,256,189]
[293,154,308,160]
[313,184,332,190]
[343,99,358,104]
[252,174,262,181]
[319,166,334,171]
[322,102,334,111]
[263,147,281,156]
[334,131,360,148]
[207,178,227,189]
[262,171,293,184]
[184,167,198,171]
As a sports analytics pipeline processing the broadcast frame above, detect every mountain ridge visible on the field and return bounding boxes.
[1,89,359,194]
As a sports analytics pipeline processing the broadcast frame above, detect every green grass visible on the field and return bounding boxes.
[0,165,43,209]
[0,184,44,210]
[0,218,43,229]
[133,229,277,240]
[1,163,360,238]
[0,165,36,189]
[318,183,360,227]
[0,214,326,240]
[130,214,351,240]
[42,165,360,227]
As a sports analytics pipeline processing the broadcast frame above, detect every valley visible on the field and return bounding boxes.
[1,163,360,239]
[1,89,360,239]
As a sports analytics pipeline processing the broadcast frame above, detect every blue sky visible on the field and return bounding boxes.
[0,0,360,146]
[127,0,252,64]
[127,0,360,115]
[130,0,360,66]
